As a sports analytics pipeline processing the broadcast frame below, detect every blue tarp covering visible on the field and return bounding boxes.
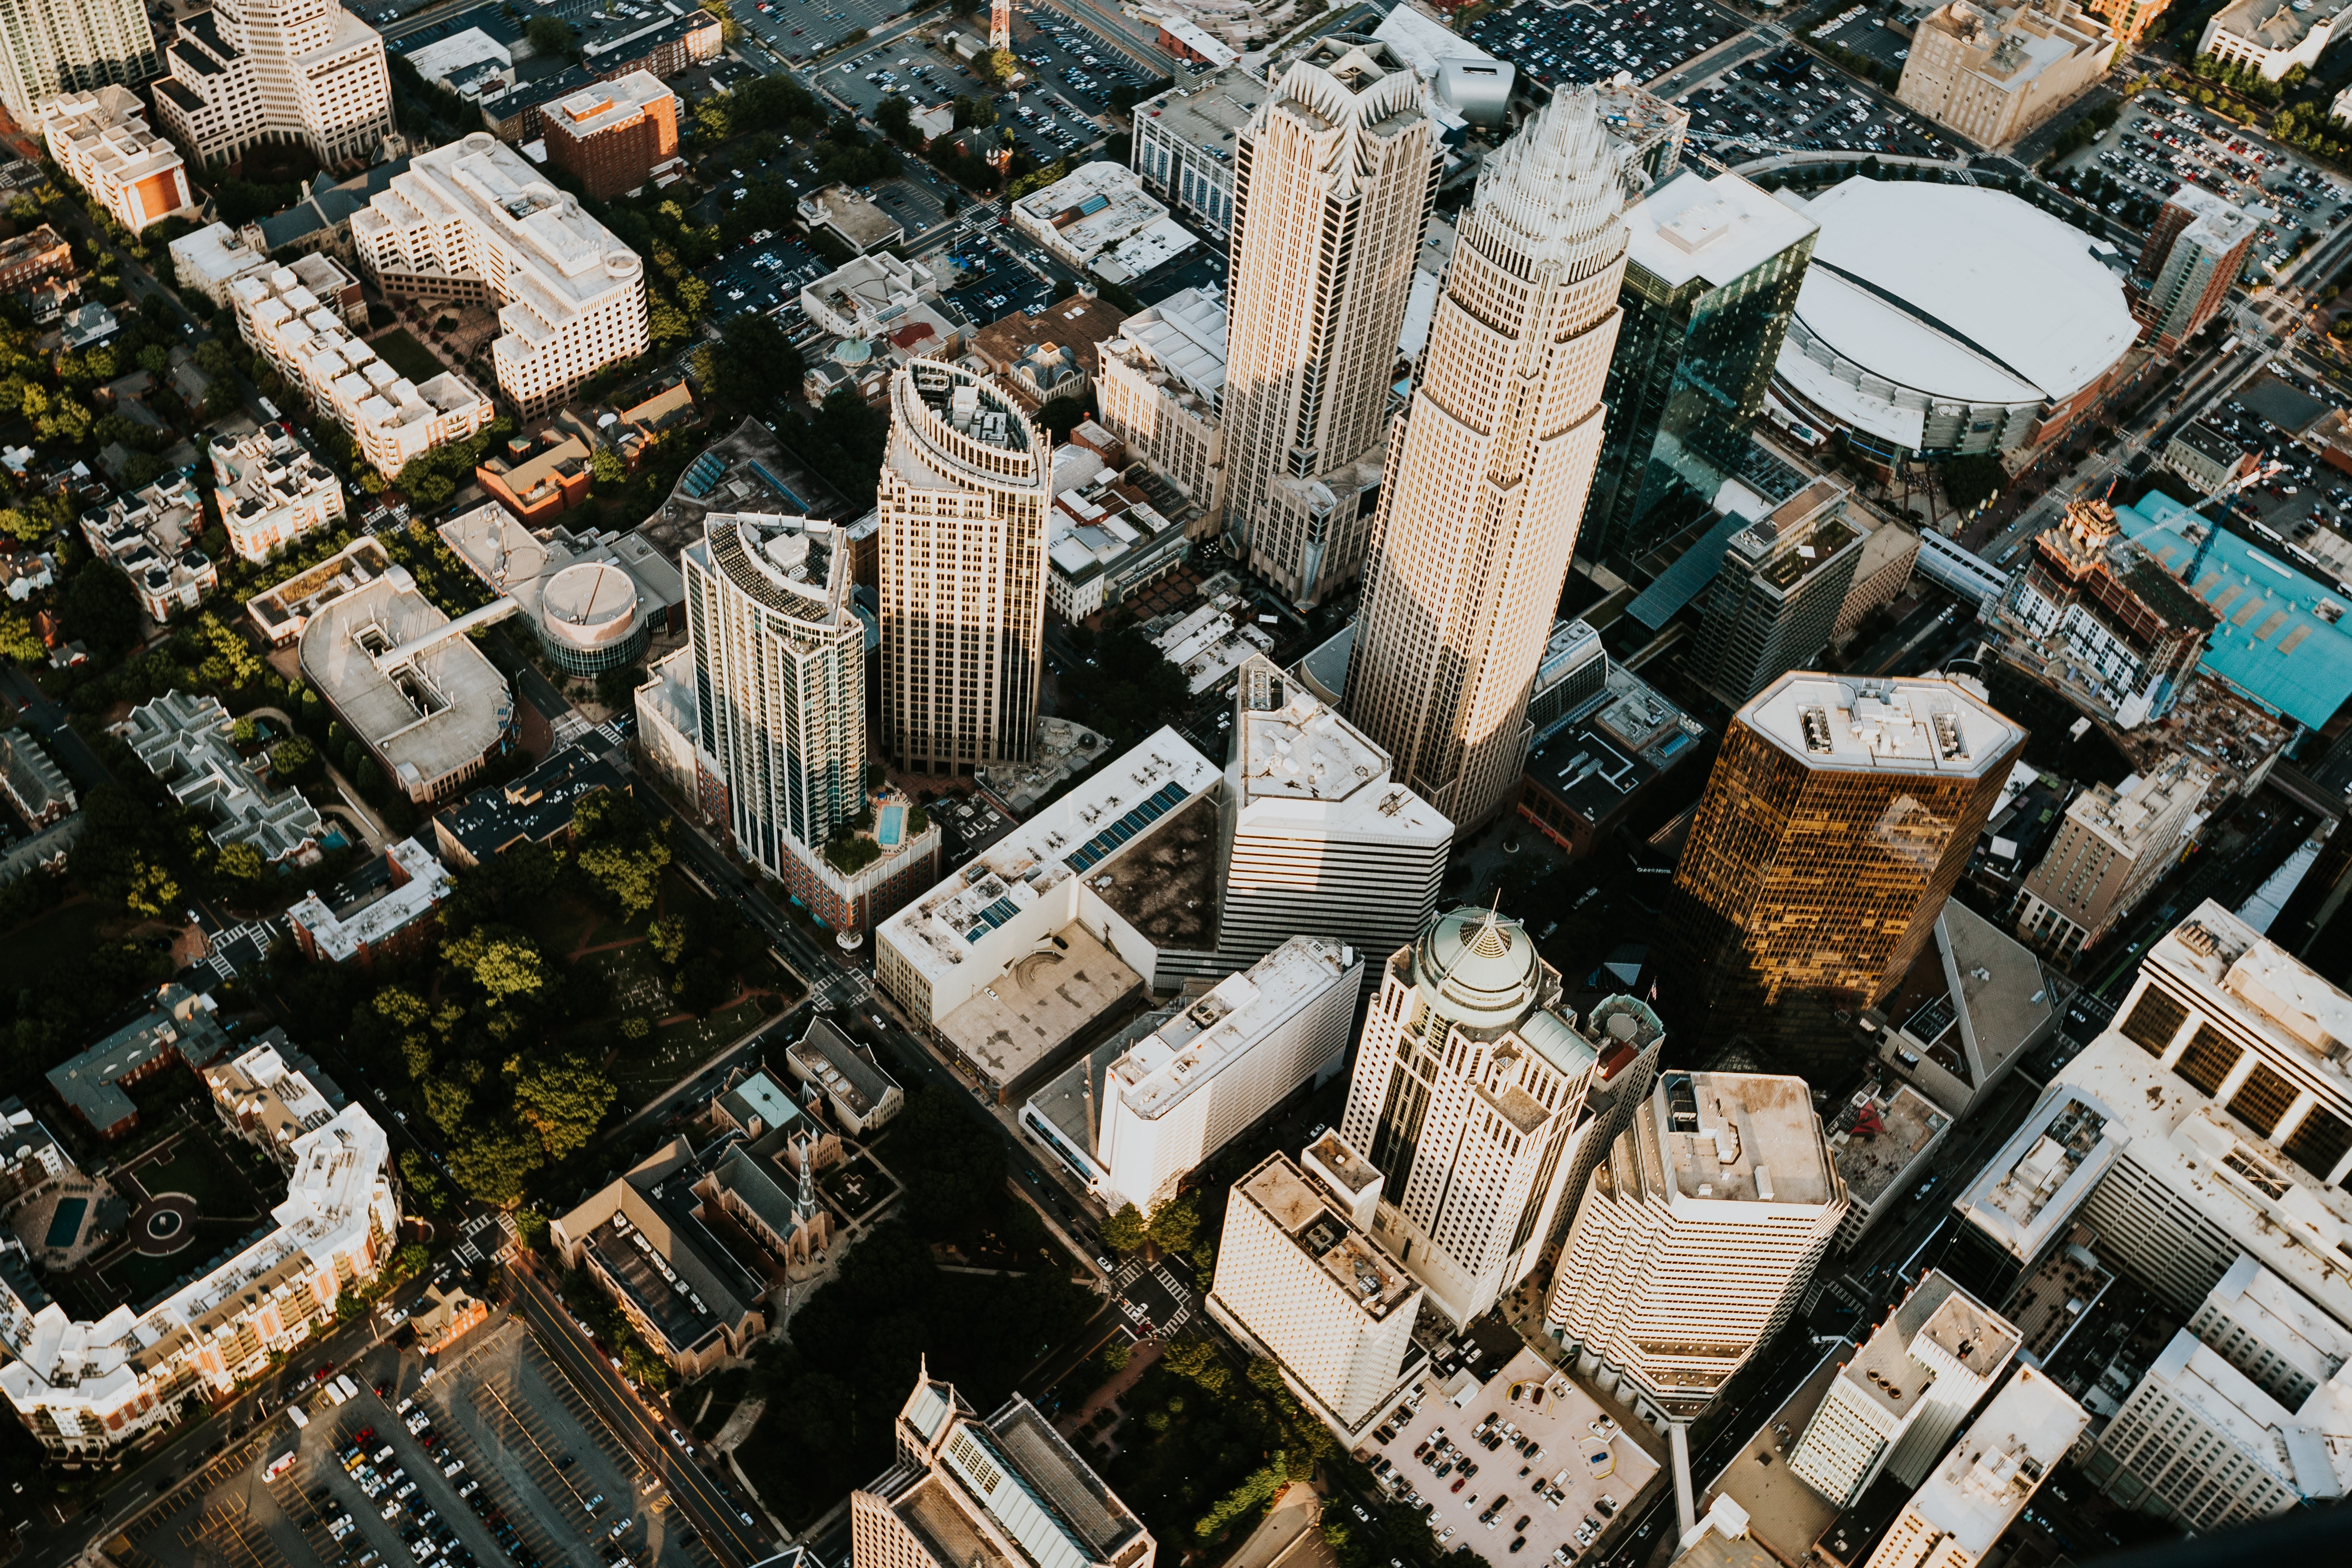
[2118,491,2352,730]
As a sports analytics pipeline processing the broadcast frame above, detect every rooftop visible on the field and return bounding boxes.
[1523,652,1706,828]
[1084,792,1219,953]
[284,837,453,962]
[1784,178,2139,407]
[1138,65,1258,170]
[969,293,1128,386]
[1235,1152,1419,1319]
[1109,937,1362,1121]
[785,1018,900,1121]
[1896,1366,2088,1556]
[1742,672,2025,779]
[1703,1344,1851,1563]
[436,744,621,863]
[1102,286,1226,407]
[877,728,1220,987]
[1654,1071,1834,1208]
[1229,653,1451,842]
[1628,167,1819,292]
[2145,899,2352,1106]
[2117,489,2352,730]
[1837,1271,2019,1423]
[46,986,223,1131]
[1953,1090,2118,1264]
[936,923,1144,1094]
[117,692,322,862]
[296,568,512,794]
[2064,752,2214,857]
[1832,1083,1950,1207]
[2132,1329,2351,1498]
[245,535,396,644]
[541,71,674,142]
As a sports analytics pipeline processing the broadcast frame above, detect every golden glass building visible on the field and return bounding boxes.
[1657,673,2025,1071]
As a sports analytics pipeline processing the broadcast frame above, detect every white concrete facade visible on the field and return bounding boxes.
[152,0,393,166]
[353,134,650,419]
[1095,287,1227,522]
[41,89,195,235]
[0,0,157,130]
[1865,1367,2088,1568]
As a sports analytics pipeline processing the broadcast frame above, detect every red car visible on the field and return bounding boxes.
[1451,1478,1467,1495]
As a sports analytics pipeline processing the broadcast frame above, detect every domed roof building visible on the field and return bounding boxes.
[1337,902,1666,1326]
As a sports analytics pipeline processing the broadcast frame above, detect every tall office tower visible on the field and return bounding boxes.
[854,1367,1156,1568]
[1949,903,2352,1330]
[1207,1133,1426,1442]
[1342,89,1628,832]
[1579,167,1818,569]
[1220,36,1436,608]
[2000,496,2214,728]
[1338,903,1666,1327]
[1215,653,1451,972]
[0,0,156,128]
[1786,1271,2020,1509]
[1655,673,2025,1071]
[353,137,651,419]
[1864,1367,2088,1568]
[1546,1070,1846,1423]
[1689,478,1867,707]
[2135,187,2259,352]
[683,512,925,930]
[152,0,392,167]
[2086,1328,2352,1531]
[1066,936,1364,1216]
[876,362,1049,776]
[2188,1256,2352,1408]
[2013,753,2212,960]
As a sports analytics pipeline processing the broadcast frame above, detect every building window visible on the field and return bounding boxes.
[2120,988,2187,1055]
[2174,1025,2240,1099]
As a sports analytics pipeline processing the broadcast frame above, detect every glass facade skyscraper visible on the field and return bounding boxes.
[1581,169,1817,570]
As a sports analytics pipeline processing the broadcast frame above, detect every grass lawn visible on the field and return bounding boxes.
[614,995,767,1106]
[0,899,118,993]
[370,327,446,384]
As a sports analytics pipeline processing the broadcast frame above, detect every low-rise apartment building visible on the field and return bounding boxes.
[41,88,196,235]
[210,426,347,562]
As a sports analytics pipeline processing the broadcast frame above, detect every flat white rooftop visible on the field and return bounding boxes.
[1627,168,1817,292]
[1899,1366,2088,1555]
[1952,1090,2119,1263]
[1787,179,2138,407]
[1656,1071,1834,1208]
[2146,899,2352,1103]
[1235,1151,1418,1319]
[1743,672,2024,779]
[1111,935,1359,1119]
[1230,653,1450,843]
[877,727,1219,987]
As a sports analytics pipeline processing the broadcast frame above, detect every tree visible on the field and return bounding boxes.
[0,610,44,663]
[591,444,627,486]
[269,735,319,782]
[1160,1332,1230,1392]
[573,790,671,919]
[1059,620,1188,749]
[65,559,141,654]
[973,47,1016,84]
[524,13,577,55]
[1146,1194,1199,1255]
[1033,395,1087,442]
[399,1148,452,1214]
[512,1054,618,1160]
[1101,1201,1147,1253]
[195,338,237,378]
[697,0,742,43]
[446,1118,544,1205]
[441,928,546,1005]
[218,842,267,884]
[875,95,915,145]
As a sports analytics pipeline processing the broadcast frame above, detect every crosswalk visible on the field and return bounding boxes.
[594,719,625,746]
[203,918,279,980]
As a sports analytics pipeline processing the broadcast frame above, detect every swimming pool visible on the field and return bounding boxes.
[45,1196,84,1251]
[877,803,905,848]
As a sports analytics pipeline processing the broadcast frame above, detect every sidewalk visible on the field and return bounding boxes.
[1225,1484,1327,1568]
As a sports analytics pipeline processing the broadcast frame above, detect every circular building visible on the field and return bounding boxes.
[536,559,647,675]
[1772,179,2141,461]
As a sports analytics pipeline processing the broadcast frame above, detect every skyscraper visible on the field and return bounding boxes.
[1689,478,1868,706]
[1221,36,1436,607]
[2013,752,2212,959]
[152,0,393,167]
[1343,88,1628,832]
[854,1366,1156,1568]
[1206,1133,1425,1442]
[2135,186,2259,352]
[1338,903,1665,1327]
[1656,673,2025,1070]
[682,512,937,933]
[877,362,1050,776]
[1545,1070,1847,1423]
[0,0,157,128]
[1579,167,1817,568]
[1865,1367,2088,1568]
[1785,1271,2019,1508]
[1216,653,1451,973]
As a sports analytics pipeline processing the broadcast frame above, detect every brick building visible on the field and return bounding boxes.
[539,73,678,200]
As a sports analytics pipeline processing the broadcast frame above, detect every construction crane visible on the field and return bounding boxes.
[2179,455,2289,587]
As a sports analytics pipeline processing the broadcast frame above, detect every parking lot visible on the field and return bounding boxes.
[2051,89,2352,272]
[1365,1346,1662,1568]
[122,1320,701,1568]
[1460,0,1740,97]
[724,0,914,67]
[1675,47,1952,161]
[699,232,827,323]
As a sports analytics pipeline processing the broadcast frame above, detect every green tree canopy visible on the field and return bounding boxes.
[1102,1201,1147,1253]
[512,1053,618,1160]
[573,789,671,919]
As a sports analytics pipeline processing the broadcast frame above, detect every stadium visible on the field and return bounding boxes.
[1770,178,2142,462]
